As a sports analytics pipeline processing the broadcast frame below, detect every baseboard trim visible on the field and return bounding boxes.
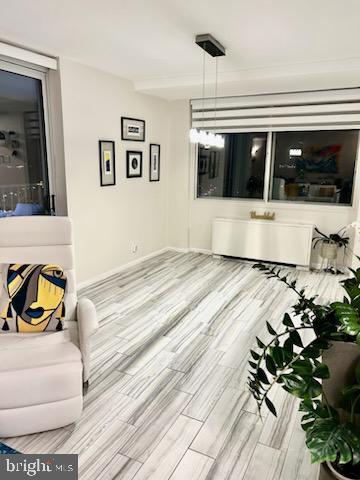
[77,247,170,290]
[78,247,350,290]
[190,248,212,255]
[167,247,190,253]
[78,247,307,290]
[77,246,216,290]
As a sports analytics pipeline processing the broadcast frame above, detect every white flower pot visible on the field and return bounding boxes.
[326,461,357,480]
[320,242,338,260]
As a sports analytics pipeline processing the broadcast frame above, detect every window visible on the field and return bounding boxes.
[197,133,267,199]
[270,130,359,205]
[0,63,51,216]
[196,129,359,206]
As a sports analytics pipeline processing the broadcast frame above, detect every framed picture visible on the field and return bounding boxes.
[99,140,115,186]
[296,144,340,174]
[149,144,160,182]
[121,117,145,142]
[198,153,209,175]
[126,150,143,178]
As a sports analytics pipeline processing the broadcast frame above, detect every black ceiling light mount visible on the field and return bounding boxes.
[195,34,226,57]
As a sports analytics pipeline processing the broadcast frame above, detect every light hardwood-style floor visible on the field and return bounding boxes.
[3,251,343,480]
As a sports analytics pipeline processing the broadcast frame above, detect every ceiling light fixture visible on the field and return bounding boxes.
[190,34,226,149]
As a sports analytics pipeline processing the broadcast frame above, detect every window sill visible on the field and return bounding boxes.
[194,196,355,213]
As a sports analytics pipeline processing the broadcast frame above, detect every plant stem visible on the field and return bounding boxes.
[321,389,334,418]
[258,350,304,409]
[256,329,318,409]
[269,269,319,315]
[256,325,313,370]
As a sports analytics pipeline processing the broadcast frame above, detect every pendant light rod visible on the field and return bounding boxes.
[189,33,225,148]
[214,56,218,133]
[202,49,205,130]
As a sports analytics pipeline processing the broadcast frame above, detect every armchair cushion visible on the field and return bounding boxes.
[0,338,81,409]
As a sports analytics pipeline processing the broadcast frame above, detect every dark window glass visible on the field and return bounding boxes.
[271,130,358,205]
[197,132,267,199]
[0,68,50,216]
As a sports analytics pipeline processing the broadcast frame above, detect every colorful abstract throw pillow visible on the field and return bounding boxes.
[0,264,67,333]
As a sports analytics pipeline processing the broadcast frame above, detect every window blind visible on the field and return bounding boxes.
[191,88,360,132]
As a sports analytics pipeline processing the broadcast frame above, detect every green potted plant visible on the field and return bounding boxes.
[248,263,360,480]
[312,226,350,273]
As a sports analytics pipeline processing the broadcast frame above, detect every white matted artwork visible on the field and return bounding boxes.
[121,117,145,142]
[126,150,143,178]
[149,143,160,182]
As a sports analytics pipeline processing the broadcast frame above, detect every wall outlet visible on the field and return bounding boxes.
[131,244,138,254]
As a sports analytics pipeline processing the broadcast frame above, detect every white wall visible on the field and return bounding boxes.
[56,62,360,281]
[167,100,191,249]
[167,100,359,267]
[59,59,170,283]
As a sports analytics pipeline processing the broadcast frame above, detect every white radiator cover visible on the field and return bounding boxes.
[212,218,314,268]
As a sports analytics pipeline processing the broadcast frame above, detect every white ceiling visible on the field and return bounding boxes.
[0,0,360,100]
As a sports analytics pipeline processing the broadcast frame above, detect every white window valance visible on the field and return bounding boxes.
[191,88,360,132]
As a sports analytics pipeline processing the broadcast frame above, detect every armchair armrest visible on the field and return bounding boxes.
[77,298,98,338]
[77,298,98,383]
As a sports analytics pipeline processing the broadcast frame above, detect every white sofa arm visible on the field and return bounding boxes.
[77,298,98,383]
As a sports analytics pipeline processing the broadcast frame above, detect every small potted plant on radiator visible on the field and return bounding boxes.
[248,263,360,480]
[312,226,350,273]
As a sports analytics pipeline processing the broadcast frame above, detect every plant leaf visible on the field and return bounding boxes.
[250,349,260,361]
[283,313,294,327]
[265,355,277,376]
[289,330,303,347]
[331,302,360,339]
[257,368,270,385]
[292,359,314,376]
[348,286,360,311]
[283,338,294,355]
[302,339,328,359]
[265,397,277,417]
[271,346,285,367]
[306,419,360,465]
[343,385,360,396]
[283,375,322,399]
[266,321,277,335]
[313,363,330,379]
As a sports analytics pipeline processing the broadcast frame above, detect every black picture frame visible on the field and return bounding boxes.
[121,117,146,142]
[149,143,160,182]
[198,153,209,175]
[99,140,116,187]
[126,150,143,178]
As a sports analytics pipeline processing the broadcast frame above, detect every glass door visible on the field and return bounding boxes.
[0,60,53,216]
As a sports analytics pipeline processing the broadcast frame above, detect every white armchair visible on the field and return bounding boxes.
[0,216,98,437]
